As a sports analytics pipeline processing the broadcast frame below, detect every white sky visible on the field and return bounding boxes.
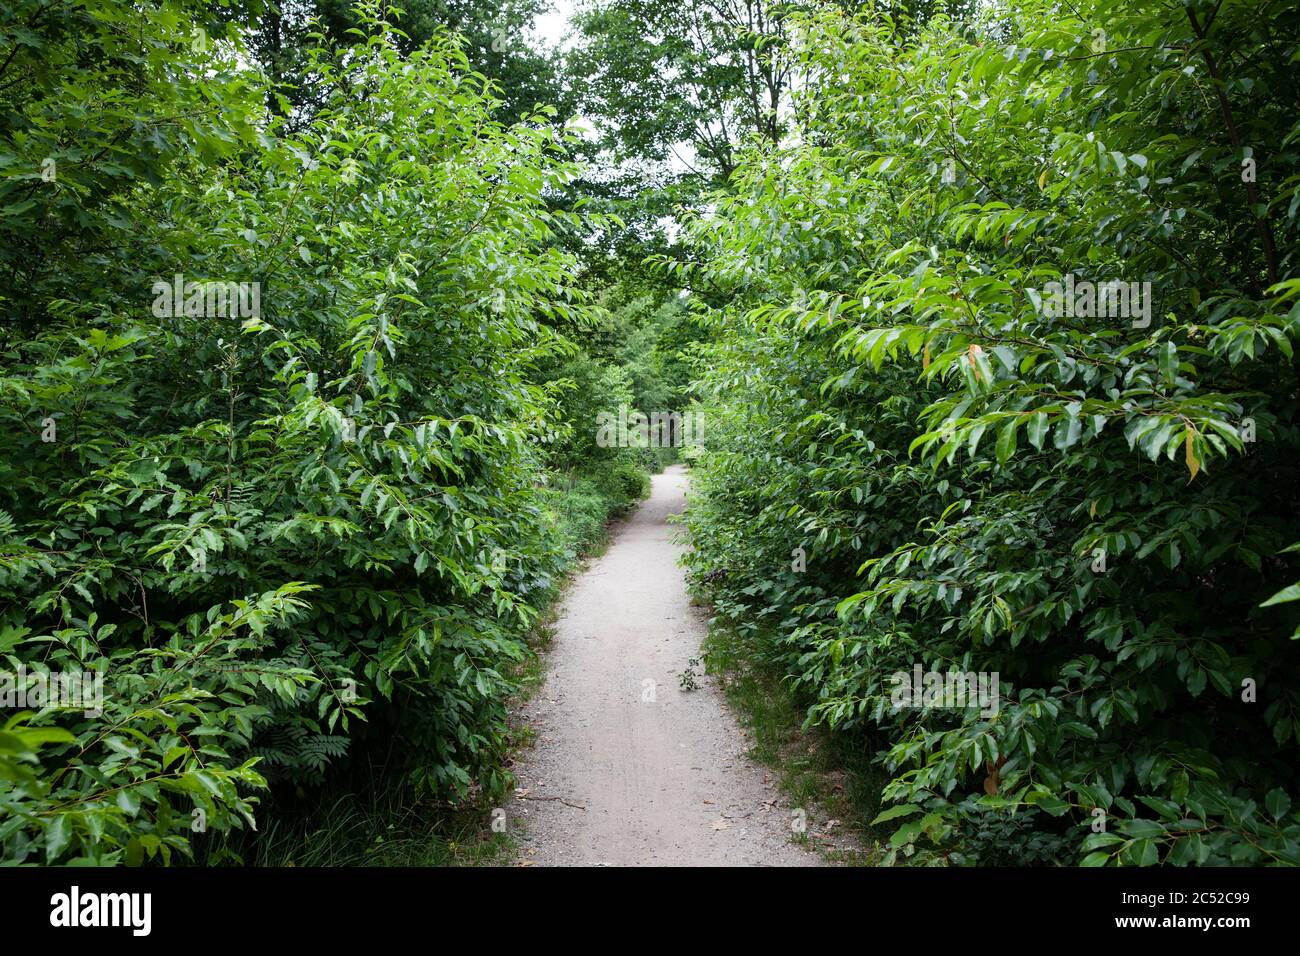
[532,0,579,51]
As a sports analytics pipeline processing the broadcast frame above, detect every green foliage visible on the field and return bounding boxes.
[10,0,1294,873]
[230,0,571,124]
[561,0,799,295]
[545,461,649,561]
[681,0,1300,866]
[0,0,264,327]
[0,3,609,864]
[528,285,700,477]
[569,0,793,181]
[678,656,702,691]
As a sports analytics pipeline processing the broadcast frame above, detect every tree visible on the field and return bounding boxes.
[233,0,572,124]
[569,0,795,185]
[679,0,1300,865]
[0,3,595,863]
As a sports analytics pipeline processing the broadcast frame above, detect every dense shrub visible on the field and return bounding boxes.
[679,0,1300,865]
[0,4,599,864]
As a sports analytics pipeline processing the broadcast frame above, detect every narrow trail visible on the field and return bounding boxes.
[509,464,821,866]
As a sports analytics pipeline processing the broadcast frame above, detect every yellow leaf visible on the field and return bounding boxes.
[1185,428,1200,481]
[922,342,931,369]
[1038,168,1048,190]
[1089,500,1096,518]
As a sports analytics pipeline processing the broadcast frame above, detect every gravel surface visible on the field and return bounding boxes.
[509,465,823,866]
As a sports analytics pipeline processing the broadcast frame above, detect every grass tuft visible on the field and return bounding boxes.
[701,619,888,865]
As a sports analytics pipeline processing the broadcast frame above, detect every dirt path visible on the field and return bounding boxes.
[509,464,821,866]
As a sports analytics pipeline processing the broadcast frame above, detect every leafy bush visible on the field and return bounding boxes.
[592,458,652,507]
[546,466,647,561]
[679,0,1300,866]
[0,5,593,864]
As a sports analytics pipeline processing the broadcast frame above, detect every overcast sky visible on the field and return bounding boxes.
[533,0,578,50]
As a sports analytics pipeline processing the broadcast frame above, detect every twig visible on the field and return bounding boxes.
[515,794,588,811]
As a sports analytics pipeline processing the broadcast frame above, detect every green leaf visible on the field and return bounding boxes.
[1261,583,1300,607]
[1265,787,1291,821]
[1026,411,1049,450]
[116,789,141,817]
[871,804,923,825]
[995,418,1019,464]
[45,815,71,863]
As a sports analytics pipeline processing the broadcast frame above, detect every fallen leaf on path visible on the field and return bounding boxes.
[711,819,732,831]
